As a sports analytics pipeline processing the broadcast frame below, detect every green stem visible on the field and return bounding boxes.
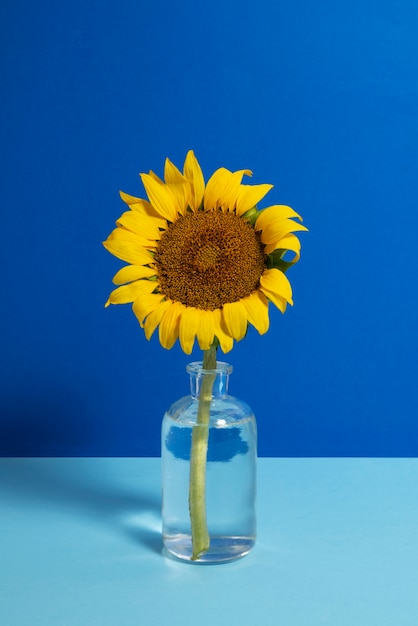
[189,344,217,560]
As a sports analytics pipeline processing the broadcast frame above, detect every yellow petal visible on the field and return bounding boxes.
[213,309,234,354]
[260,268,293,305]
[179,306,200,355]
[140,173,179,222]
[119,191,147,207]
[183,150,205,211]
[204,167,252,212]
[159,301,183,350]
[102,231,155,265]
[259,218,308,245]
[241,291,270,335]
[235,184,273,217]
[105,226,151,247]
[263,232,301,257]
[120,191,167,228]
[112,264,157,285]
[106,226,149,248]
[258,288,288,313]
[196,309,216,350]
[147,170,164,183]
[166,181,192,216]
[217,169,253,211]
[105,279,156,307]
[204,167,230,211]
[132,293,165,327]
[144,300,172,340]
[164,158,185,184]
[163,159,193,214]
[116,211,161,240]
[255,205,304,231]
[222,301,248,341]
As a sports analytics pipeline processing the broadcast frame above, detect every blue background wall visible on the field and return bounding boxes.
[1,0,417,456]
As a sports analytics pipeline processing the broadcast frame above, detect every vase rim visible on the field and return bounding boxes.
[186,361,233,375]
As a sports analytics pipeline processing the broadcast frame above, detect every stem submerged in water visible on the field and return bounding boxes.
[189,344,217,560]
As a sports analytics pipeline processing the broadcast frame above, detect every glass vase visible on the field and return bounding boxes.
[161,361,257,563]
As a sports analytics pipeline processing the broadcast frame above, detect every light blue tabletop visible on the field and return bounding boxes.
[1,458,417,625]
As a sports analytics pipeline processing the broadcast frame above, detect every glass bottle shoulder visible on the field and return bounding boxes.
[164,394,255,427]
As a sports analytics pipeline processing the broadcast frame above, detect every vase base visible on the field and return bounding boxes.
[163,534,255,564]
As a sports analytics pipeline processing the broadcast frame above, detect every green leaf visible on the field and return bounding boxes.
[266,249,296,274]
[241,206,259,225]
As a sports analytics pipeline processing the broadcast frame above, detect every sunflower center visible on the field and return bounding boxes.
[194,243,221,271]
[154,210,266,310]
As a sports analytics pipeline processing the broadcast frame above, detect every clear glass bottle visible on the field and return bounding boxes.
[161,362,257,563]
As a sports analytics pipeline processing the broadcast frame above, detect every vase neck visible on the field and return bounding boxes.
[187,362,233,399]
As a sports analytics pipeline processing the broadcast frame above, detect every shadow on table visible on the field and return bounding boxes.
[0,458,162,555]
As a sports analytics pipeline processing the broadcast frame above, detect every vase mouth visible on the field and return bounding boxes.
[186,361,233,375]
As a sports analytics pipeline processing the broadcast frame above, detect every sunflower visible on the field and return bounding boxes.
[103,151,306,354]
